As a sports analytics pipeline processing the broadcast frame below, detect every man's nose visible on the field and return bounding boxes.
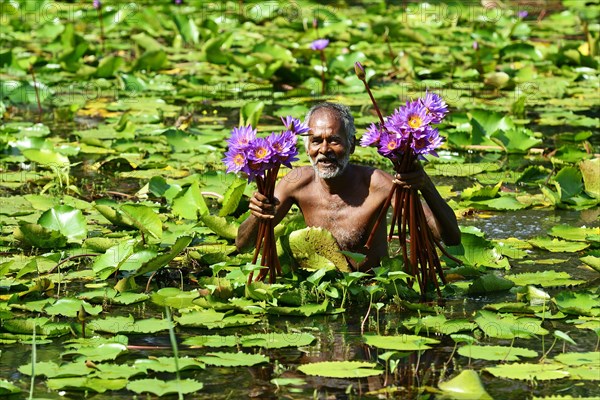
[319,140,330,154]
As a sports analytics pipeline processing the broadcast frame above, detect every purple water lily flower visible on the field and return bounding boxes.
[518,10,528,19]
[223,148,247,174]
[360,123,383,147]
[473,41,479,50]
[245,137,273,179]
[388,100,432,134]
[377,130,405,158]
[420,91,448,124]
[310,39,329,51]
[93,0,101,9]
[267,130,298,168]
[227,125,257,150]
[280,116,310,136]
[411,126,443,158]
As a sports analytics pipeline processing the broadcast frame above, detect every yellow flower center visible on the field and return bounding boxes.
[234,154,245,166]
[408,115,422,129]
[255,147,268,159]
[387,141,397,150]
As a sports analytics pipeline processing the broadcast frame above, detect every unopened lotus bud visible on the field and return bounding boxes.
[354,62,366,81]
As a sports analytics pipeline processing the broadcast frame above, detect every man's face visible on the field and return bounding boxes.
[307,109,353,179]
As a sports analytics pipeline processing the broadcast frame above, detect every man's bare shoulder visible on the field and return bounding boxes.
[350,164,393,187]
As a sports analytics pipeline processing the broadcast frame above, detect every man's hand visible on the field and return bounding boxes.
[392,163,430,191]
[248,192,280,220]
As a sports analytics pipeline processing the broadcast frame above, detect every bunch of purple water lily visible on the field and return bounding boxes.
[360,92,447,161]
[223,117,309,283]
[355,61,455,298]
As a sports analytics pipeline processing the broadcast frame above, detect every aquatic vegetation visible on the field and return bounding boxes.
[0,0,598,398]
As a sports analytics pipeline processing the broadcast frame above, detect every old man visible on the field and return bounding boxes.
[236,103,460,271]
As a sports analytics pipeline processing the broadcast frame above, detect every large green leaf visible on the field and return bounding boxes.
[200,215,238,239]
[403,315,476,335]
[135,235,193,276]
[505,271,585,288]
[580,158,600,199]
[363,334,440,351]
[485,363,569,381]
[15,223,68,248]
[438,370,492,400]
[288,227,350,272]
[38,205,87,243]
[61,343,128,362]
[549,225,599,242]
[474,310,549,339]
[45,298,102,318]
[219,177,247,217]
[175,309,260,329]
[554,166,583,201]
[47,377,128,393]
[528,237,590,252]
[196,351,268,367]
[457,345,537,361]
[120,204,162,240]
[553,291,600,317]
[18,361,90,378]
[22,148,69,167]
[172,182,208,220]
[127,378,203,397]
[298,361,383,378]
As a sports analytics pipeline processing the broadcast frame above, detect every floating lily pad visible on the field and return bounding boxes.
[485,362,569,381]
[549,225,599,242]
[18,361,90,378]
[554,352,600,367]
[127,378,203,397]
[196,351,268,367]
[438,370,492,400]
[528,238,590,253]
[474,310,549,339]
[175,309,260,329]
[38,206,87,243]
[61,343,128,362]
[457,345,537,361]
[47,377,128,393]
[403,314,476,335]
[133,357,204,373]
[0,380,21,395]
[505,271,586,288]
[298,361,383,378]
[554,291,600,317]
[363,334,440,351]
[288,227,350,272]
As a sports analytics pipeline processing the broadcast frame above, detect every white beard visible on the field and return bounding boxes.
[310,152,350,179]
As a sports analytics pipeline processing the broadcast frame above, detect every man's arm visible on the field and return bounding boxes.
[393,165,461,246]
[235,176,295,252]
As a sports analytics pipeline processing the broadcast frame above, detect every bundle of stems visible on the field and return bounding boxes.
[247,165,281,284]
[364,145,448,298]
[356,63,455,299]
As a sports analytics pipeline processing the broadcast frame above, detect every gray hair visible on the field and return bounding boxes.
[303,103,356,150]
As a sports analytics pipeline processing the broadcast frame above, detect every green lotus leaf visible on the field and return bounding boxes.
[172,182,208,220]
[580,158,600,199]
[554,166,583,201]
[201,214,238,240]
[151,287,199,309]
[183,335,238,348]
[78,288,149,305]
[505,271,586,288]
[549,225,599,242]
[403,314,476,335]
[127,378,203,396]
[92,362,146,380]
[298,361,383,378]
[580,255,600,272]
[288,227,350,272]
[0,379,21,395]
[461,182,501,201]
[528,237,590,252]
[2,317,70,337]
[468,273,515,294]
[438,370,492,400]
[197,351,268,367]
[175,309,260,329]
[554,352,599,367]
[94,204,135,228]
[88,315,169,334]
[61,343,128,362]
[219,176,247,217]
[554,291,600,317]
[240,332,316,349]
[44,298,102,318]
[466,196,529,211]
[133,357,204,373]
[15,223,68,249]
[474,310,549,339]
[18,361,90,378]
[91,239,139,280]
[457,345,537,361]
[120,204,163,240]
[22,148,69,167]
[364,334,440,351]
[485,362,569,381]
[47,377,128,393]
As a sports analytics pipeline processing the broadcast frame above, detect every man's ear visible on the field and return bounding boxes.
[349,136,356,154]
